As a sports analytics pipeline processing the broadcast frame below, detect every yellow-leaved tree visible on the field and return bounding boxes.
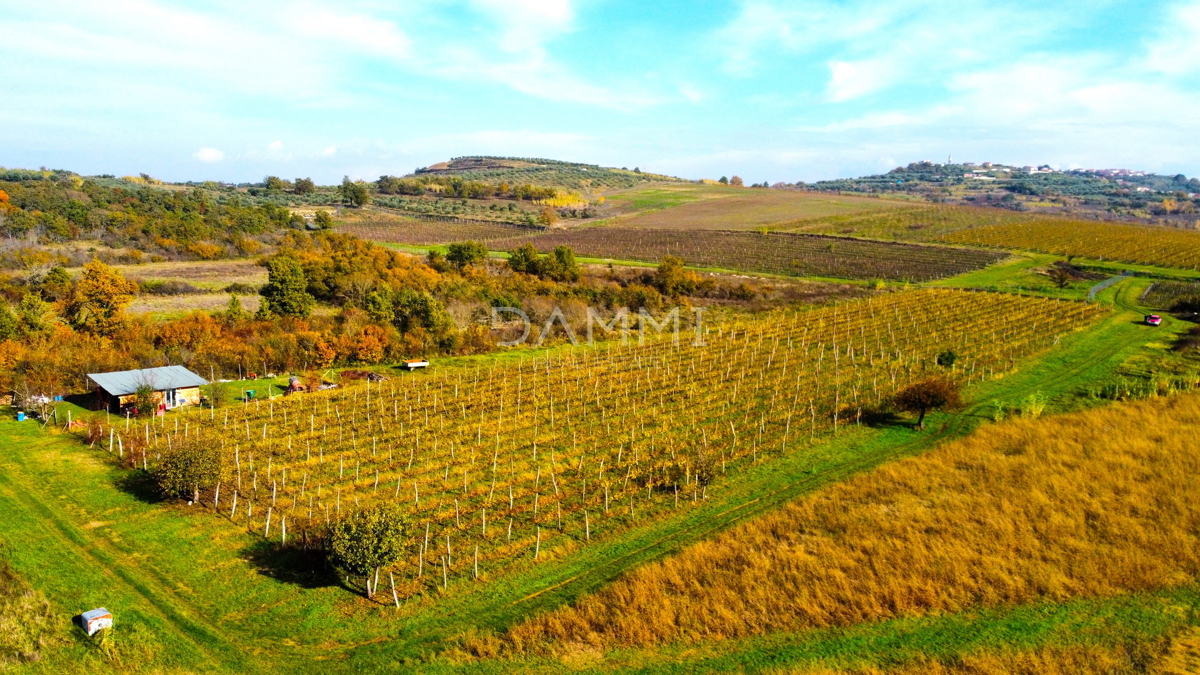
[62,260,138,336]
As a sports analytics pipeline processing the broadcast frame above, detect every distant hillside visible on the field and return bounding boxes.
[794,161,1200,226]
[0,167,297,264]
[413,156,683,191]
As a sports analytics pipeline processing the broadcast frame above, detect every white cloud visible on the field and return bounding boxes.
[1146,1,1200,74]
[470,0,574,52]
[193,147,224,162]
[268,140,283,150]
[321,146,337,157]
[287,9,411,59]
[827,59,895,102]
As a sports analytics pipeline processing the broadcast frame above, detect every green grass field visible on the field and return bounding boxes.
[2,273,1196,673]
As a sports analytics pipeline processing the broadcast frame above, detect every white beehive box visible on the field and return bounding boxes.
[80,608,113,636]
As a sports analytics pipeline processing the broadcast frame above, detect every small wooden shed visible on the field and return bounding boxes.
[89,366,209,413]
[80,608,113,636]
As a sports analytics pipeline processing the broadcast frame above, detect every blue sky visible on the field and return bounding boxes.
[2,0,1199,184]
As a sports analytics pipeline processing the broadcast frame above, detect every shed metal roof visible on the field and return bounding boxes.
[88,366,208,397]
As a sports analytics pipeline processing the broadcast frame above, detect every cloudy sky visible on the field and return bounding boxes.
[2,0,1198,184]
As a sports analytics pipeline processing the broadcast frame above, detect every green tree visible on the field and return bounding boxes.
[936,350,958,368]
[339,176,371,207]
[16,294,52,337]
[62,260,138,336]
[294,177,316,195]
[313,210,333,229]
[893,376,964,429]
[507,243,541,275]
[327,504,411,598]
[259,256,315,318]
[446,241,488,270]
[152,437,227,503]
[544,245,579,281]
[718,176,729,185]
[425,250,451,274]
[393,289,458,352]
[202,381,230,408]
[654,255,689,296]
[0,306,17,342]
[39,266,73,302]
[364,290,395,324]
[134,383,157,418]
[224,294,247,323]
[264,176,290,191]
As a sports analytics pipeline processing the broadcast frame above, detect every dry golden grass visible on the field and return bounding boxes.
[508,394,1200,650]
[127,292,262,317]
[99,259,267,289]
[778,640,1180,674]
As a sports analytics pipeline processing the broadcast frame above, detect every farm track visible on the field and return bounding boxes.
[0,446,256,673]
[360,281,1154,660]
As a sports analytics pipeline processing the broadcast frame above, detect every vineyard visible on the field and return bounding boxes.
[94,290,1102,601]
[606,186,898,231]
[490,228,1006,281]
[1141,280,1200,310]
[338,214,540,246]
[941,220,1200,269]
[781,204,1038,240]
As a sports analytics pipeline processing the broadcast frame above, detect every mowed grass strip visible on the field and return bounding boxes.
[491,228,1005,281]
[942,219,1200,270]
[504,393,1200,651]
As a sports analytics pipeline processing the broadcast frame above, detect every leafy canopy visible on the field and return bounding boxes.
[259,255,315,318]
[62,260,137,336]
[328,504,411,579]
[893,376,964,429]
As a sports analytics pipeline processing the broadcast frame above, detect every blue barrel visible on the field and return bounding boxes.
[16,412,25,421]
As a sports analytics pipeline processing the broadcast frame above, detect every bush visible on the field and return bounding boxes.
[151,438,228,503]
[139,279,203,295]
[893,376,964,429]
[328,504,411,598]
[446,241,488,270]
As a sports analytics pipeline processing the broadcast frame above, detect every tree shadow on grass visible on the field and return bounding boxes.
[241,539,341,590]
[112,471,167,505]
[860,408,906,429]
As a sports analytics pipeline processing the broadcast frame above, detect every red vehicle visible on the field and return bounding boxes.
[1146,314,1162,326]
